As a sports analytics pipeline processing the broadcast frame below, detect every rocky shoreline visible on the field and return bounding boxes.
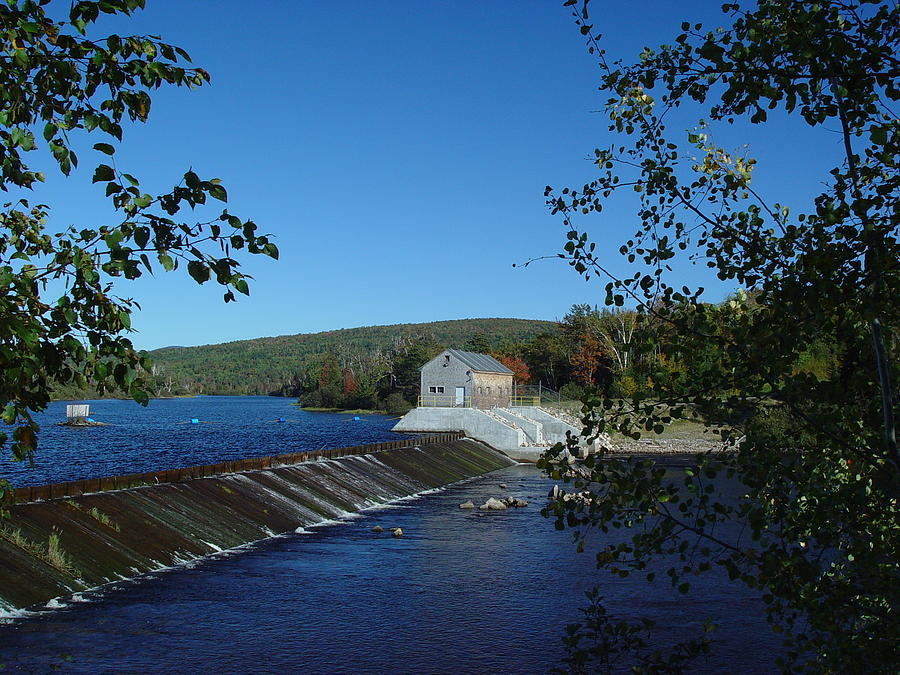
[609,437,724,455]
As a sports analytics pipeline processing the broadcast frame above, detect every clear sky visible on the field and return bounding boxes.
[31,1,838,350]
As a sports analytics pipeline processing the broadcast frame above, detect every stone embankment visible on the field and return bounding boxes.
[0,435,514,611]
[610,437,723,454]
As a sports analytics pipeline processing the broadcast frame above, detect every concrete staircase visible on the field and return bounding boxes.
[392,405,591,461]
[492,408,544,445]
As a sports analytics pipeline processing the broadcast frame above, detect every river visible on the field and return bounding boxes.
[0,398,779,672]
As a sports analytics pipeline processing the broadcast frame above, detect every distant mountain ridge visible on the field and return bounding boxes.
[148,317,554,396]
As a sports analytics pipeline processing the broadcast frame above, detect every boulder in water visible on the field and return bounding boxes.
[458,501,475,509]
[391,527,403,537]
[503,497,528,508]
[479,497,507,511]
[371,525,383,533]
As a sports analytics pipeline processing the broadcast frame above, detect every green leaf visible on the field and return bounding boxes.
[134,227,150,248]
[188,260,210,284]
[208,184,227,202]
[870,126,887,146]
[1,405,16,425]
[93,142,115,155]
[92,164,115,183]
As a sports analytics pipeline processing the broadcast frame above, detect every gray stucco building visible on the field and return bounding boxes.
[419,349,513,408]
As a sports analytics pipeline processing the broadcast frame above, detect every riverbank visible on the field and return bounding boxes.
[608,419,727,455]
[294,406,394,415]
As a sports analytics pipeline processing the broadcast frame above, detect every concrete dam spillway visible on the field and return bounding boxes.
[0,436,514,611]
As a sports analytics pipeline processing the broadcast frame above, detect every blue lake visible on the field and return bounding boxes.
[1,396,413,487]
[0,398,779,672]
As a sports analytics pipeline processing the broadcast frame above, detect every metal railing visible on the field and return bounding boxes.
[417,395,472,408]
[513,384,561,404]
[509,396,541,407]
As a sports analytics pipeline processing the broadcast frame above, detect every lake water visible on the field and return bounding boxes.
[0,398,780,672]
[1,396,414,487]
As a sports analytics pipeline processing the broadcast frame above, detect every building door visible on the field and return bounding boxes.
[455,387,465,407]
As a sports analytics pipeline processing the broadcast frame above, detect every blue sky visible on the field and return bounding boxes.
[31,1,839,350]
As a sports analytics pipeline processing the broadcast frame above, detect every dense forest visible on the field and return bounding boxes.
[79,318,553,406]
[53,301,838,415]
[292,294,840,413]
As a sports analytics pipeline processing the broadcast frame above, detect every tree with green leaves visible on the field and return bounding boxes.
[543,0,899,671]
[0,1,277,474]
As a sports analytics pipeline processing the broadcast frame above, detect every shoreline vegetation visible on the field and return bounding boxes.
[295,407,388,415]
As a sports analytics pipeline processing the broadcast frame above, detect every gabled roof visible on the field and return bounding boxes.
[423,349,513,375]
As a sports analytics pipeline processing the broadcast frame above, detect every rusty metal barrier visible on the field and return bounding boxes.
[5,432,465,504]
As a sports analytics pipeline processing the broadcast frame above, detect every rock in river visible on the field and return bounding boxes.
[479,497,507,511]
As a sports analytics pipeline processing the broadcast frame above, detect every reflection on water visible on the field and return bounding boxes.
[0,465,779,674]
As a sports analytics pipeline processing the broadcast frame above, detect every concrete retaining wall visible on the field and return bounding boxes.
[392,408,526,451]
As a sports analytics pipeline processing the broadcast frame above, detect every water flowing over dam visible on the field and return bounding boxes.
[0,435,514,611]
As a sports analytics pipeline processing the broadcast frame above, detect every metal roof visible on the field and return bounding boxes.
[443,349,513,375]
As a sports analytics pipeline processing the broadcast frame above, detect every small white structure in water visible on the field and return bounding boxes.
[66,404,90,422]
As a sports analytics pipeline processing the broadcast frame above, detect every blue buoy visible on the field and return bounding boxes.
[278,417,286,423]
[190,418,199,424]
[86,417,95,423]
[353,416,360,422]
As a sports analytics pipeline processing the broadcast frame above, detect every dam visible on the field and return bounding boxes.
[0,434,514,611]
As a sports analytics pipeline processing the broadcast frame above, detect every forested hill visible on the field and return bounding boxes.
[148,318,554,396]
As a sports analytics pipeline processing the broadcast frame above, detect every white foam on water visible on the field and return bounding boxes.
[0,606,37,623]
[362,502,413,511]
[1,457,502,616]
[337,511,364,520]
[305,517,353,529]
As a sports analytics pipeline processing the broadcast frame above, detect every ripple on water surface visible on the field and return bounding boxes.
[1,396,415,486]
[0,465,780,674]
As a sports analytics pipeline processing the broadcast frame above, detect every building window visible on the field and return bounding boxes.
[428,386,437,393]
[486,387,491,395]
[478,387,483,395]
[436,386,445,393]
